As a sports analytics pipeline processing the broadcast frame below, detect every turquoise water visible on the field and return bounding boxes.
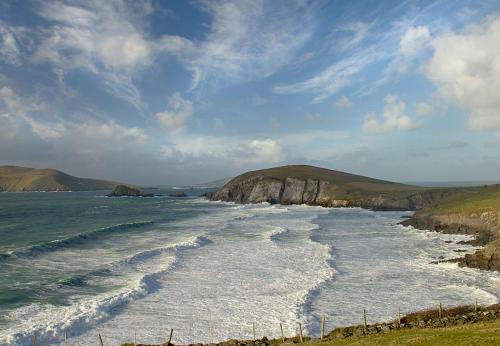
[0,189,207,315]
[1,192,499,345]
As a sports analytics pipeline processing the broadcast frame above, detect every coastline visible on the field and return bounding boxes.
[119,303,500,346]
[401,210,500,272]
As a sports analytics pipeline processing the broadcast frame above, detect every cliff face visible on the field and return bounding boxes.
[402,209,500,271]
[208,165,458,211]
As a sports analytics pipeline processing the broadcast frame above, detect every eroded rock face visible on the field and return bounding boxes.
[209,176,429,210]
[302,179,319,203]
[248,179,282,203]
[281,178,306,204]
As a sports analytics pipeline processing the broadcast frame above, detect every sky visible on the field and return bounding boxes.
[1,0,500,185]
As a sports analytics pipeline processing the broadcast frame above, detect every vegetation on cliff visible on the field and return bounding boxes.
[0,165,117,192]
[209,165,464,211]
[403,184,500,271]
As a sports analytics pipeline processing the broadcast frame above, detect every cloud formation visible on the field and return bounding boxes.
[426,15,500,131]
[156,93,194,131]
[362,95,419,135]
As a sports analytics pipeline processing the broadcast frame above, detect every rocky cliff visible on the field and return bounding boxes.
[208,165,460,211]
[402,184,500,272]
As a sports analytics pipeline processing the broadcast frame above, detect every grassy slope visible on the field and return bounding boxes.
[431,184,500,214]
[0,165,117,191]
[231,165,424,197]
[305,319,500,346]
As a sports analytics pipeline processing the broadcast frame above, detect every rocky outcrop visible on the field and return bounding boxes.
[107,185,154,197]
[402,210,500,271]
[169,191,187,197]
[209,175,454,210]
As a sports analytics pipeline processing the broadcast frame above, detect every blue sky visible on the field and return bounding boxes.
[1,0,500,185]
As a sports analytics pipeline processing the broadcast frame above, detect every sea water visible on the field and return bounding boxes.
[0,190,499,345]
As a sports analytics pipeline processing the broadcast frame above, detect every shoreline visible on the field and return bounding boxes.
[400,211,500,272]
[208,197,499,273]
[120,303,500,346]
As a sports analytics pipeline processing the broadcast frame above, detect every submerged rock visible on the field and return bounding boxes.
[107,184,154,197]
[169,191,188,197]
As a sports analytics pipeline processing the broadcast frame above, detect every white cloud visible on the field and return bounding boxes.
[273,48,384,102]
[0,21,21,64]
[335,96,353,109]
[178,0,315,89]
[333,21,371,51]
[155,93,193,131]
[362,95,419,135]
[76,122,147,143]
[400,26,431,58]
[414,102,433,116]
[30,1,157,110]
[161,132,282,165]
[426,15,500,131]
[0,86,65,140]
[0,85,147,143]
[245,138,281,162]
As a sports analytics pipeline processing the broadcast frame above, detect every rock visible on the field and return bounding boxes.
[208,165,449,210]
[169,191,187,197]
[107,184,154,197]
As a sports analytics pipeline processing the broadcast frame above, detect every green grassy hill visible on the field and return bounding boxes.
[0,165,118,192]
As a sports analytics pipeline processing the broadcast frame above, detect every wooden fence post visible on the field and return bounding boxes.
[168,328,174,345]
[475,298,478,313]
[32,335,36,346]
[439,303,442,318]
[398,307,401,327]
[280,323,284,342]
[64,330,68,346]
[98,333,104,346]
[298,322,303,343]
[321,316,325,340]
[363,309,367,329]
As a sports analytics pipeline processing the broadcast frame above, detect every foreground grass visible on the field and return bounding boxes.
[307,319,500,346]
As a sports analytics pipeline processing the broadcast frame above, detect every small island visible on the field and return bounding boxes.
[107,184,154,197]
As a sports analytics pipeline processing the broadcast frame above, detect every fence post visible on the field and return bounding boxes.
[363,309,367,329]
[475,298,478,313]
[280,323,284,342]
[32,335,36,346]
[167,328,174,345]
[134,331,137,346]
[398,307,401,327]
[321,316,325,340]
[439,303,442,318]
[98,333,104,346]
[298,322,303,343]
[64,330,68,346]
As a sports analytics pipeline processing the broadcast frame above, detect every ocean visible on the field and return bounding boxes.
[0,190,499,345]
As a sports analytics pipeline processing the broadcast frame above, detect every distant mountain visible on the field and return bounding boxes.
[0,166,118,192]
[208,164,465,210]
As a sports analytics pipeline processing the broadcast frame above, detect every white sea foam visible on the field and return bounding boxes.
[0,235,211,345]
[2,203,499,346]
